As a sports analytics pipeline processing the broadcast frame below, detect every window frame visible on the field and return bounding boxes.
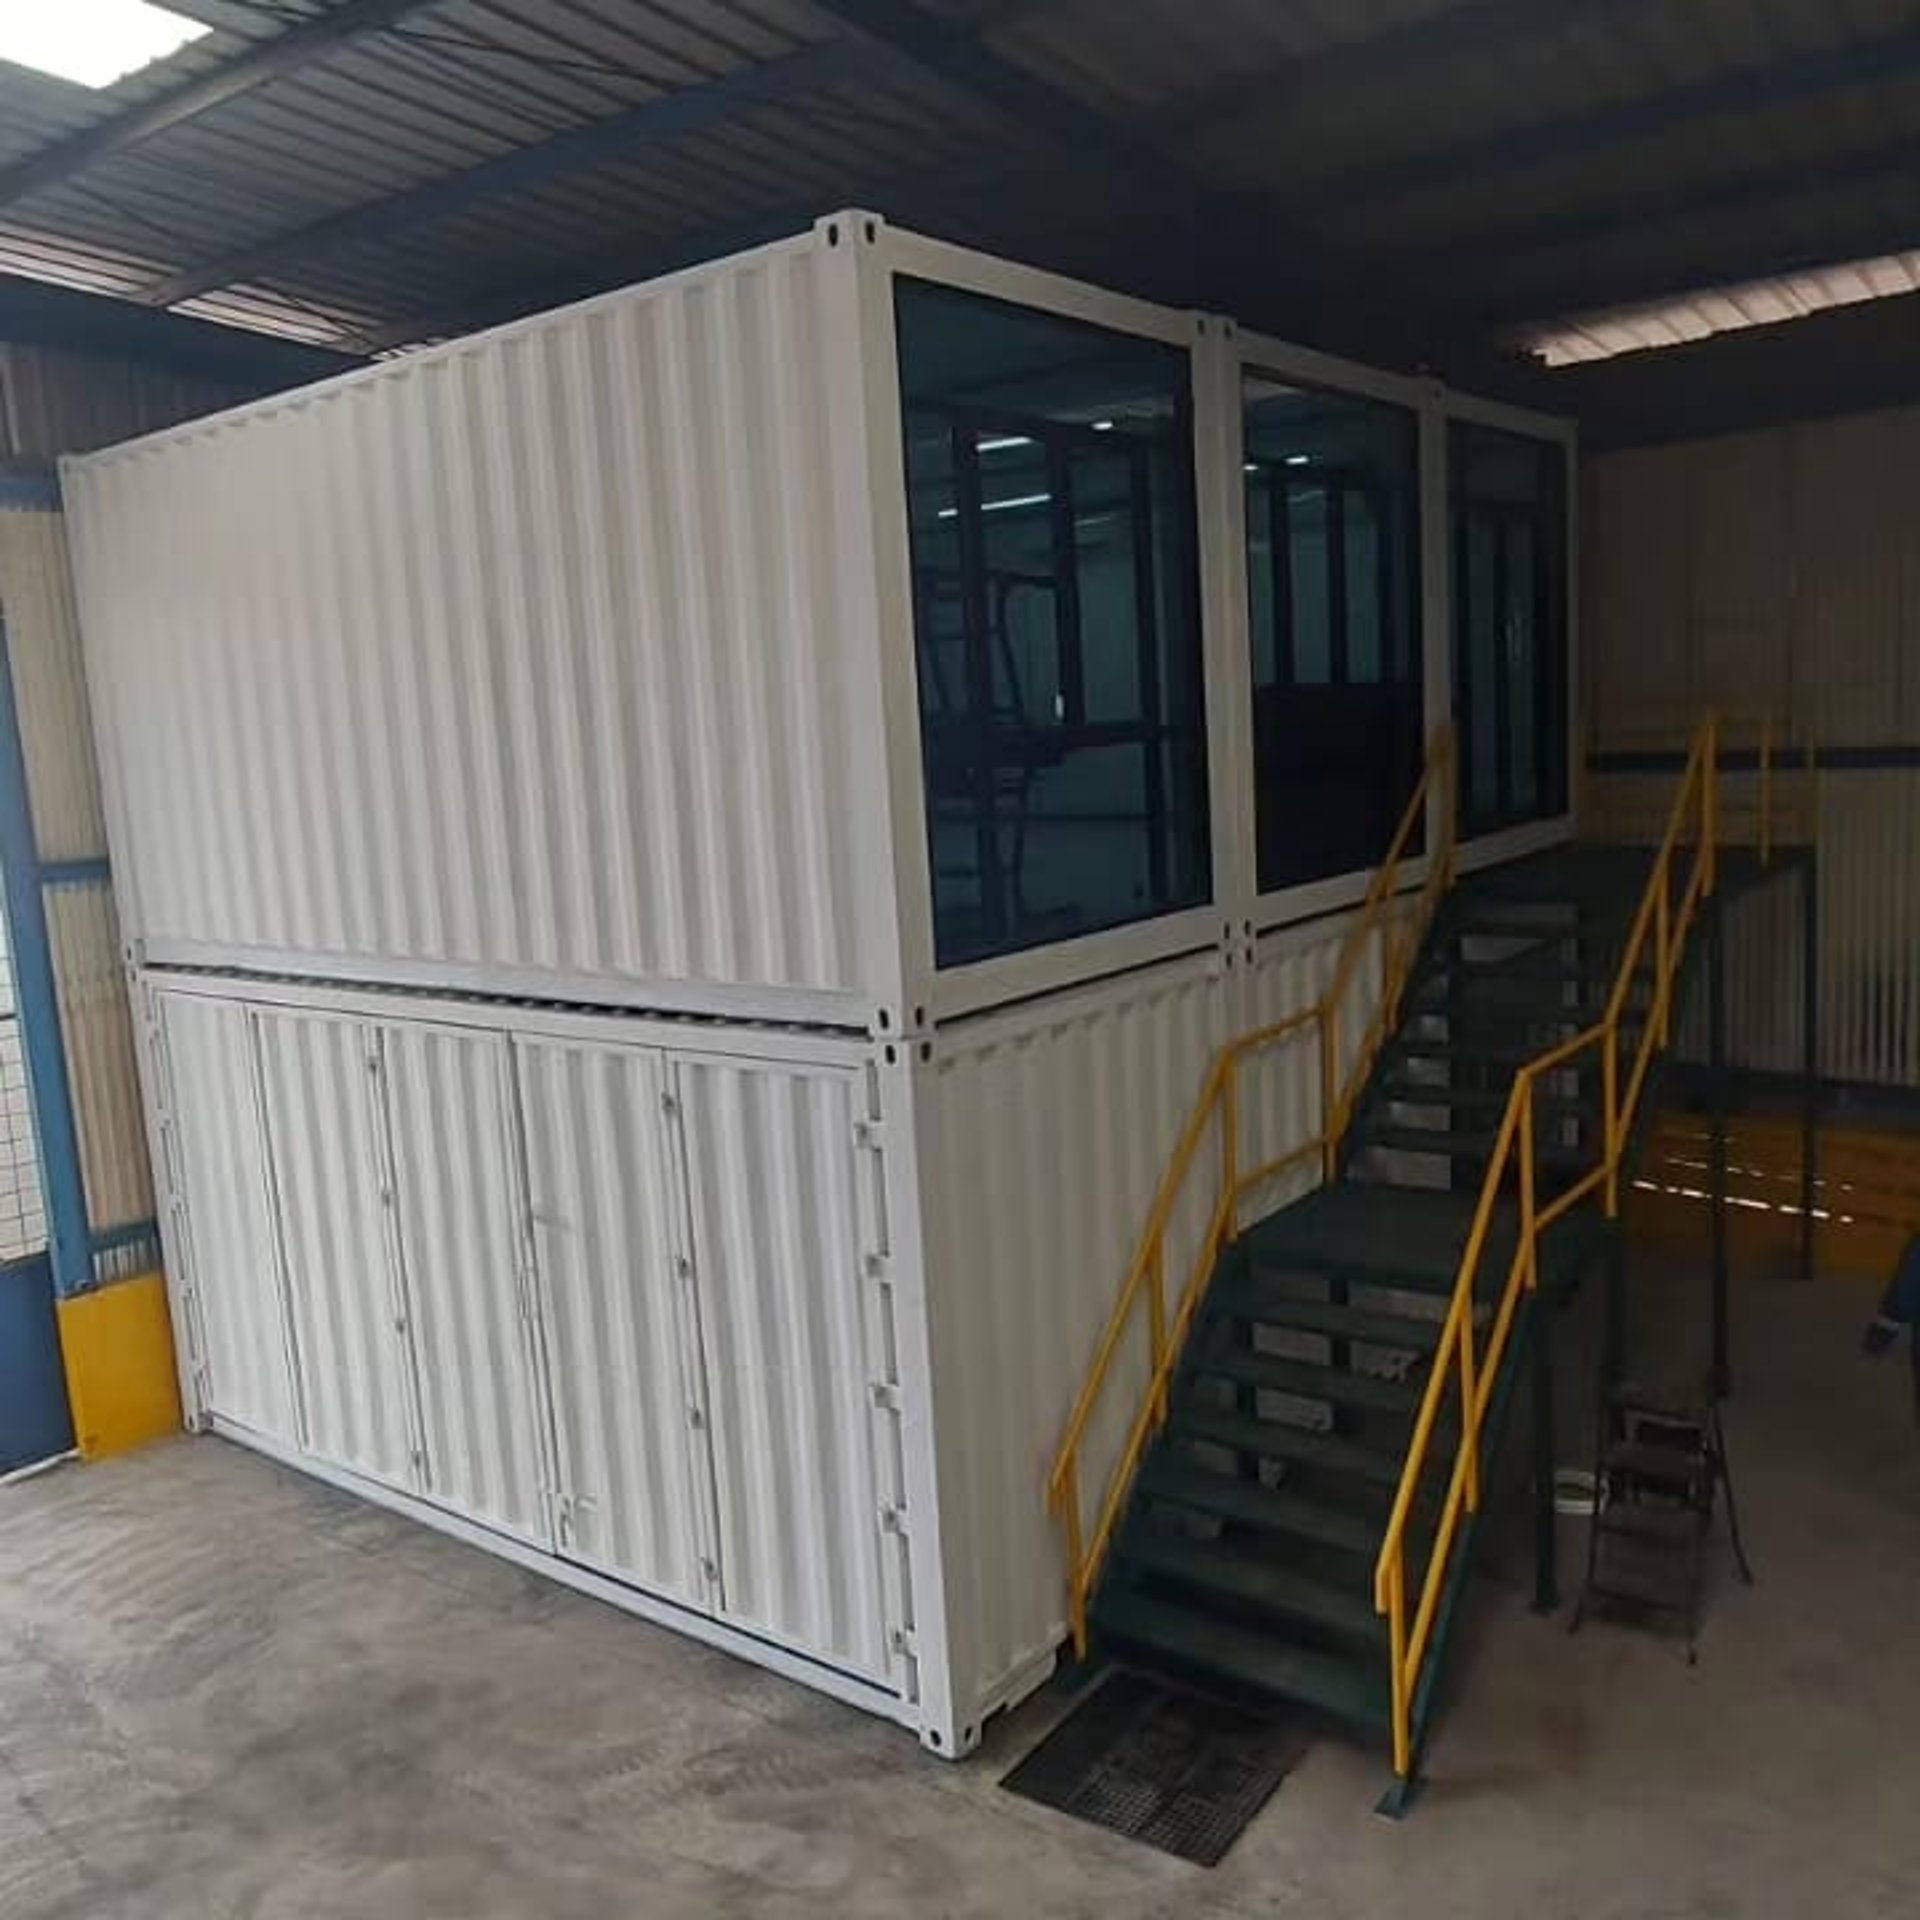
[1442,390,1580,878]
[1231,335,1446,936]
[873,231,1230,1023]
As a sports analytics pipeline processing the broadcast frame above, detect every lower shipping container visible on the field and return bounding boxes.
[140,925,1357,1754]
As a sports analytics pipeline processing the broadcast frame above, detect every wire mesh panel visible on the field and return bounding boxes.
[0,1011,46,1263]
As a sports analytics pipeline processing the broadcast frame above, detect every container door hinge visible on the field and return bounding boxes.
[878,1501,908,1537]
[869,1381,903,1414]
[851,1117,885,1153]
[889,1626,917,1659]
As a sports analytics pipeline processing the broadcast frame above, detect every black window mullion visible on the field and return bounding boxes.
[950,421,1006,945]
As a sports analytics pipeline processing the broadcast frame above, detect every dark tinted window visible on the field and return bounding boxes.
[896,280,1211,968]
[1243,379,1422,892]
[1450,423,1570,837]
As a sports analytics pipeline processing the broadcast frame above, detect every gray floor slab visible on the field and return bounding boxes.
[3,1249,1918,1917]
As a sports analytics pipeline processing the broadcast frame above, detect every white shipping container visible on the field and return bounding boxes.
[67,215,1576,1755]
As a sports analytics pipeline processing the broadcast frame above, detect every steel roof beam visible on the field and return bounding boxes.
[1408,138,1920,301]
[798,0,1232,226]
[0,0,432,212]
[1313,26,1920,210]
[1152,0,1632,136]
[134,38,884,309]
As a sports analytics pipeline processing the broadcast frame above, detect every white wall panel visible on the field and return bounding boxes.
[63,230,892,1019]
[1585,412,1920,1086]
[515,1036,710,1610]
[676,1055,894,1687]
[154,992,293,1443]
[0,506,106,862]
[45,881,151,1233]
[254,1007,418,1492]
[381,1022,551,1548]
[911,952,1231,1725]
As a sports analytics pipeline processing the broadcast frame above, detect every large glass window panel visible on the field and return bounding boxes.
[1243,378,1422,893]
[1450,423,1570,838]
[896,280,1211,968]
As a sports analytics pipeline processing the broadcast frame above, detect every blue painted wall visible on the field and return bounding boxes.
[0,1254,72,1474]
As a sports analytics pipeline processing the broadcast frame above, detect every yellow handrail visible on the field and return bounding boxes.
[1371,712,1730,1784]
[1046,729,1456,1655]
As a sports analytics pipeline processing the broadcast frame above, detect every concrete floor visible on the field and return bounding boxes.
[4,1252,1919,1918]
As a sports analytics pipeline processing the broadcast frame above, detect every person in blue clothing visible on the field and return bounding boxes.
[1863,1235,1920,1417]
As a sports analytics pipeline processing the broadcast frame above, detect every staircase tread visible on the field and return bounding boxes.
[1189,1341,1423,1415]
[1596,1501,1701,1546]
[1240,1184,1518,1292]
[1097,1588,1392,1729]
[1372,1076,1602,1118]
[1168,1405,1410,1485]
[1209,1282,1446,1351]
[1605,1441,1710,1485]
[1138,1458,1381,1555]
[1117,1524,1386,1641]
[1357,1123,1596,1169]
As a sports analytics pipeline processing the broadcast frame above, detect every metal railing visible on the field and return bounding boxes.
[1045,730,1456,1655]
[1371,713,1723,1783]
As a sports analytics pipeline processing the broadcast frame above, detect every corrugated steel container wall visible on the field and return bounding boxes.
[144,973,911,1718]
[514,1035,709,1610]
[911,951,1232,1725]
[62,230,896,1018]
[151,990,294,1444]
[45,880,152,1233]
[253,1006,418,1492]
[1584,412,1920,1086]
[381,1021,552,1548]
[676,1053,897,1687]
[1237,910,1380,1206]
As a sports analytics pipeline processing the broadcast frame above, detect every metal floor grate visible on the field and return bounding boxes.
[1000,1668,1309,1866]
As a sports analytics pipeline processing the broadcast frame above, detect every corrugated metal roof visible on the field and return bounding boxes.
[4,0,1920,361]
[1530,248,1920,364]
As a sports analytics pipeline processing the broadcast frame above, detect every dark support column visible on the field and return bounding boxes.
[1531,1302,1558,1613]
[1800,857,1819,1283]
[1709,901,1730,1399]
[1604,1222,1627,1392]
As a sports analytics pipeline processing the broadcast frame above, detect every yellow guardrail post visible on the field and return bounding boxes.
[1221,1054,1240,1237]
[1387,1558,1409,1780]
[1061,1455,1085,1653]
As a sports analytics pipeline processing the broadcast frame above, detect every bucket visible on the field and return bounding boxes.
[1553,1467,1606,1517]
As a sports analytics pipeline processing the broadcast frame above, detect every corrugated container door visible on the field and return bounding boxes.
[514,1036,713,1611]
[673,1056,893,1687]
[381,1022,552,1548]
[154,994,295,1445]
[254,1008,420,1492]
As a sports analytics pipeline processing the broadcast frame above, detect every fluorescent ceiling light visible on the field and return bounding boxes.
[0,0,209,89]
[1092,419,1115,431]
[1522,246,1920,366]
[1284,453,1311,467]
[975,434,1034,453]
[937,492,1052,520]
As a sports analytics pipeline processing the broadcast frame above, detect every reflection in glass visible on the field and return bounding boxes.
[1243,378,1423,892]
[1450,423,1569,837]
[896,280,1211,968]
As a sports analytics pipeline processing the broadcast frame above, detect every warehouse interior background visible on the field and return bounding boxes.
[2,3,1920,1915]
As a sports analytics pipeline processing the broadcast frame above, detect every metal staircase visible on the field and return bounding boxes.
[1047,718,1756,1811]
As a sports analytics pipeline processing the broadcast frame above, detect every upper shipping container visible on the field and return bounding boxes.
[63,215,1577,1035]
[63,222,906,1028]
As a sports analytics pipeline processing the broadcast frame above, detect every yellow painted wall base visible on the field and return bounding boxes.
[1629,1112,1920,1280]
[56,1271,183,1461]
